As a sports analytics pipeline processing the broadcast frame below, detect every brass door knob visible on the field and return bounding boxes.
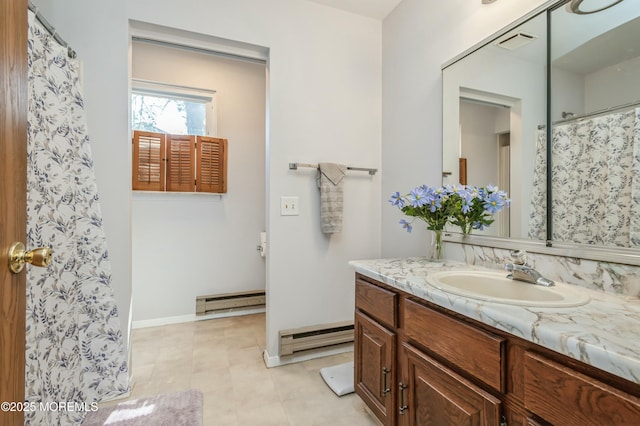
[8,242,52,274]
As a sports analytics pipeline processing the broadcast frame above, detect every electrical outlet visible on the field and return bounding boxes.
[281,196,299,216]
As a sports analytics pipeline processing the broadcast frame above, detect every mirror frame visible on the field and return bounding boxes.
[441,0,640,266]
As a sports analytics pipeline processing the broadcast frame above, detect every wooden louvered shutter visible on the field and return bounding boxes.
[166,134,196,192]
[132,130,165,191]
[196,136,228,193]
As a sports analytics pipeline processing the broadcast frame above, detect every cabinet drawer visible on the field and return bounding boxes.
[355,278,397,329]
[404,298,505,392]
[524,351,640,426]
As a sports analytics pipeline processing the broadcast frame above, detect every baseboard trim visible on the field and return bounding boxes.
[132,307,266,329]
[262,343,354,368]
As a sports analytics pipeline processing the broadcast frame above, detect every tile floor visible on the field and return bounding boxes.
[118,313,379,425]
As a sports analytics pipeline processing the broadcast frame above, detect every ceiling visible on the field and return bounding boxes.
[553,16,640,74]
[307,0,403,20]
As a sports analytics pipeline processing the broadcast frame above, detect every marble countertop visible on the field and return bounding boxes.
[349,257,640,385]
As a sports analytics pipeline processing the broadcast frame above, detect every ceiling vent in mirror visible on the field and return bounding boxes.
[495,32,538,50]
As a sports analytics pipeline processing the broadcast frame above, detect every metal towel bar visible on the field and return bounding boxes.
[289,162,377,176]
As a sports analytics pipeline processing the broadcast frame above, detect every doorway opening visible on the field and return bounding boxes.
[129,22,269,330]
[459,96,512,237]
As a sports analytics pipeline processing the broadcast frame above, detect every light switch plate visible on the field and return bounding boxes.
[281,196,299,216]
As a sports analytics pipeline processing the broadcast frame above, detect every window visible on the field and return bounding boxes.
[131,79,217,136]
[131,80,227,193]
[132,93,207,135]
[132,130,227,193]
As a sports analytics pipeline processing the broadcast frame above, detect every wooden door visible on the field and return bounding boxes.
[0,0,28,424]
[355,311,396,426]
[399,342,501,426]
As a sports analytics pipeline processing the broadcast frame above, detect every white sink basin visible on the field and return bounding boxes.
[429,270,590,307]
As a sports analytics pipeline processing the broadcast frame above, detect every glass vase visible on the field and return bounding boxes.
[427,229,444,261]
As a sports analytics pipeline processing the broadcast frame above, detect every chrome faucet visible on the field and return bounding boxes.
[504,250,555,287]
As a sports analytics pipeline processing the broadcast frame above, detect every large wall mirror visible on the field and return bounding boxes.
[442,0,640,263]
[442,11,546,241]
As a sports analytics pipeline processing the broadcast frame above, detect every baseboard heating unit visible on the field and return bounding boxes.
[196,290,266,315]
[279,320,354,356]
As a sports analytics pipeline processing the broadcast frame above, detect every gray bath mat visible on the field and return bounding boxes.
[320,361,355,396]
[83,389,202,426]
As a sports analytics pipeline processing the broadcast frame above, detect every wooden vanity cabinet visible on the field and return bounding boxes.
[355,274,502,425]
[354,273,640,426]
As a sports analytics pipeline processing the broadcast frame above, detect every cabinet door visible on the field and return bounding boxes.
[355,311,396,425]
[399,342,501,426]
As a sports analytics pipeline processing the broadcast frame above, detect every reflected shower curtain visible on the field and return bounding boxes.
[26,10,129,425]
[528,128,548,241]
[528,107,640,247]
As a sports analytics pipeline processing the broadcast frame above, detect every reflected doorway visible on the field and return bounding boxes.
[459,98,511,237]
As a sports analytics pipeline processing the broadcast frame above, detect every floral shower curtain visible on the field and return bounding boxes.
[528,107,640,247]
[528,128,548,241]
[26,10,129,425]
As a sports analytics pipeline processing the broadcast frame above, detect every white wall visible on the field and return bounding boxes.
[381,0,549,257]
[131,42,266,323]
[551,67,585,120]
[551,43,640,121]
[44,0,382,361]
[585,55,640,112]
